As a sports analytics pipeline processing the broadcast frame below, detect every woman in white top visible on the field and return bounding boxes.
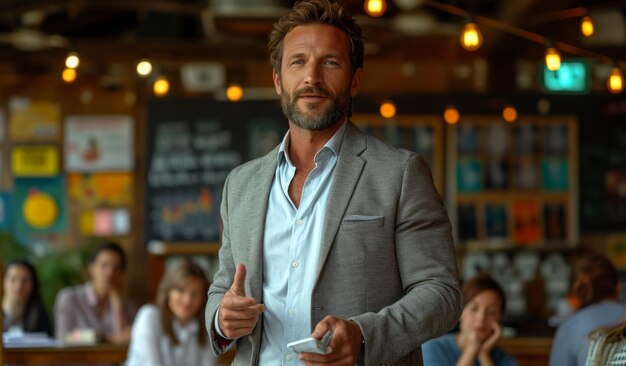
[126,258,217,366]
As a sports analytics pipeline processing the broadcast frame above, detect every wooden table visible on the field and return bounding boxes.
[499,337,552,366]
[4,338,551,365]
[4,343,235,365]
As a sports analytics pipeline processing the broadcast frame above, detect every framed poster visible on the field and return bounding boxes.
[65,115,134,172]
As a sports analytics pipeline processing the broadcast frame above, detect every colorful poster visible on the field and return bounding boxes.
[9,98,61,141]
[0,192,11,230]
[13,177,67,234]
[65,115,134,172]
[67,172,133,206]
[11,146,59,177]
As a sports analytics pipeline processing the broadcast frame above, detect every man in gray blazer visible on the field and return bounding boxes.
[206,1,462,365]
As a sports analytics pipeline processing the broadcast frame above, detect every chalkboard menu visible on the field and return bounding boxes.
[145,99,286,243]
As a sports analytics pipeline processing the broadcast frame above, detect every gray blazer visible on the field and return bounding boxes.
[206,121,462,365]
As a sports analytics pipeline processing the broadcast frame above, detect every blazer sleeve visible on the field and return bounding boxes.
[205,173,237,355]
[351,154,462,365]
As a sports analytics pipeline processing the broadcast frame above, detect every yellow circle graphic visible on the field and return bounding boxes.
[23,192,58,229]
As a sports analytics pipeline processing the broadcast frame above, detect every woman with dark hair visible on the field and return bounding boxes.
[54,241,135,344]
[549,253,624,366]
[2,259,51,335]
[126,258,217,366]
[422,273,518,366]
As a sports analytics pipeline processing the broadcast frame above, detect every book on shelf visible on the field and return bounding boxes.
[485,204,508,239]
[513,200,541,245]
[458,204,478,240]
[457,158,483,192]
[541,158,569,191]
[544,203,566,240]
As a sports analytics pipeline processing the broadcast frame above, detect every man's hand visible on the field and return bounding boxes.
[218,264,265,339]
[298,315,363,366]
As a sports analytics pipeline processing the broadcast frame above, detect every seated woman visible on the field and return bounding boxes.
[3,259,51,335]
[549,254,624,366]
[126,258,217,366]
[422,273,518,366]
[54,241,135,344]
[585,321,626,366]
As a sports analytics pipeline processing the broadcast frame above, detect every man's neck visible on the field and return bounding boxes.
[287,119,345,170]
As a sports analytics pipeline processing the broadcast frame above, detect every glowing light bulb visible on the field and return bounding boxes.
[62,68,76,83]
[607,67,624,94]
[364,0,387,18]
[581,16,594,37]
[379,100,396,119]
[226,84,243,102]
[460,22,483,51]
[545,47,561,71]
[65,52,80,69]
[153,76,170,97]
[443,106,460,124]
[502,105,517,123]
[136,59,153,77]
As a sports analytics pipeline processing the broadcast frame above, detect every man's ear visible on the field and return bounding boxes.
[350,68,363,97]
[272,69,282,95]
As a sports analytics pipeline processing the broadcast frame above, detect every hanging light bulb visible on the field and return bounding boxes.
[136,59,153,77]
[502,104,518,123]
[545,45,561,71]
[153,76,170,97]
[65,52,80,69]
[364,0,387,18]
[443,106,460,124]
[580,15,594,37]
[226,83,243,102]
[62,67,76,83]
[379,100,396,119]
[460,21,483,51]
[607,66,624,94]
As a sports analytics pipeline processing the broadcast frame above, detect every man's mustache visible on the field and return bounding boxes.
[293,86,331,99]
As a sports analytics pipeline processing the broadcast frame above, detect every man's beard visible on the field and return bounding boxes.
[280,84,350,131]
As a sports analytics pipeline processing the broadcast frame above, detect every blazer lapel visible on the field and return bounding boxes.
[316,122,366,276]
[242,147,278,302]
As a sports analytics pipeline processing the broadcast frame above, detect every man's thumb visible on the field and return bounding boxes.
[231,263,247,296]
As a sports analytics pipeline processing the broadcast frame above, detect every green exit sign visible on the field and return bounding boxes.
[540,60,590,94]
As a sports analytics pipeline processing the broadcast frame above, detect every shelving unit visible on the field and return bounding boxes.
[446,116,578,249]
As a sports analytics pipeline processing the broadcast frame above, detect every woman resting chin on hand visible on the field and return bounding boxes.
[422,274,518,366]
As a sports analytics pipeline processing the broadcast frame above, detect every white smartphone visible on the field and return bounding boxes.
[287,330,333,354]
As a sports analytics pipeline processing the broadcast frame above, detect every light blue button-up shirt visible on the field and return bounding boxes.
[259,122,346,366]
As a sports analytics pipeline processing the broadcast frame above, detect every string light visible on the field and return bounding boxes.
[460,21,483,51]
[379,100,396,119]
[65,52,80,69]
[62,68,76,83]
[443,106,460,124]
[364,0,387,18]
[153,76,170,97]
[502,104,518,122]
[226,83,243,102]
[545,45,561,71]
[136,59,153,77]
[580,15,594,37]
[607,66,624,94]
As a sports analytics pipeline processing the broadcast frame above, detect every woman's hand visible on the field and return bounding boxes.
[476,322,502,366]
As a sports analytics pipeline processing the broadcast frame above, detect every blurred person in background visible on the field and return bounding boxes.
[3,259,51,335]
[422,273,518,366]
[54,241,135,344]
[126,258,217,366]
[549,253,624,366]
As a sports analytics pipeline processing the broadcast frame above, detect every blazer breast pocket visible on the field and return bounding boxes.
[341,215,384,232]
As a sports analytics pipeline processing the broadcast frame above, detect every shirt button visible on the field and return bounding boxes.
[292,260,299,268]
[288,308,295,316]
[296,219,303,225]
[286,354,293,361]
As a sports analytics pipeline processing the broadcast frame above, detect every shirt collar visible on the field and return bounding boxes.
[277,119,347,166]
